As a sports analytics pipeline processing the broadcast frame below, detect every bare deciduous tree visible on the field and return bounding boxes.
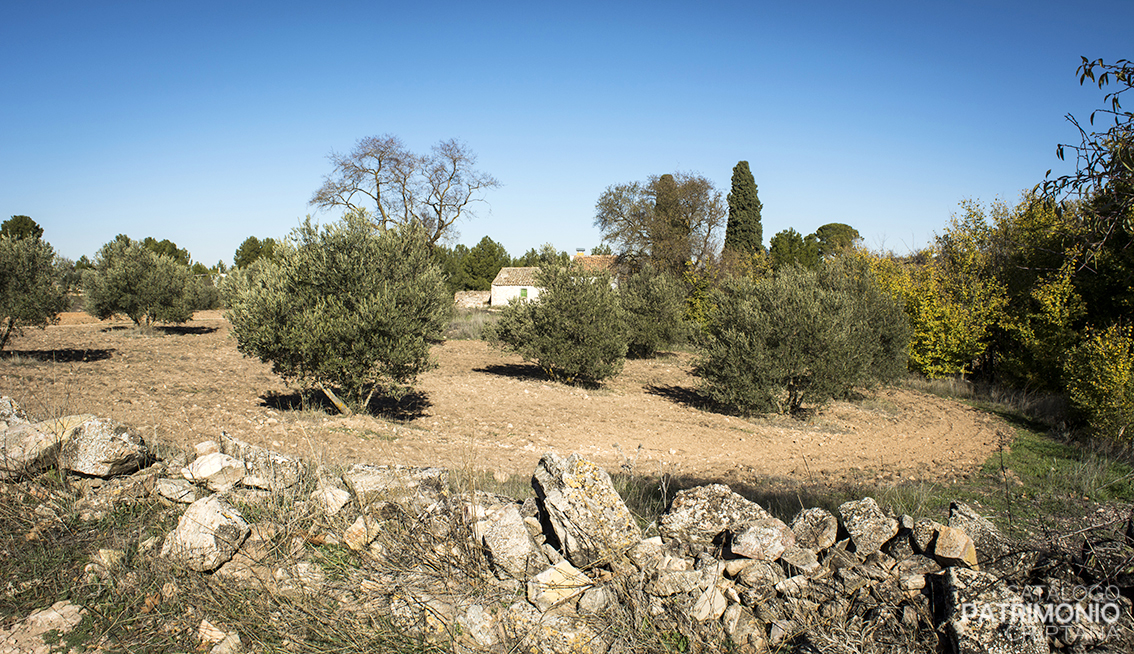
[310,135,499,244]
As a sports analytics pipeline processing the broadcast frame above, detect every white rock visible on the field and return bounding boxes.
[161,495,250,571]
[183,452,247,493]
[527,559,593,611]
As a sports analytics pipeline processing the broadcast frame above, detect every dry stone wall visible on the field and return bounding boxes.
[2,397,1133,654]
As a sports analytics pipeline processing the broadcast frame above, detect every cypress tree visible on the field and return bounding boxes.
[725,161,763,255]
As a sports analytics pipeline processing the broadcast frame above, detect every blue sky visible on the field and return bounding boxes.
[2,1,1131,266]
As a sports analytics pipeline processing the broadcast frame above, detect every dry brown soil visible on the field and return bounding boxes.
[0,311,1009,485]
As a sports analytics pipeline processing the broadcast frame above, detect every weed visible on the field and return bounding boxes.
[446,308,500,341]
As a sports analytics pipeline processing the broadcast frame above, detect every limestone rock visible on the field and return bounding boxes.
[780,545,821,574]
[483,502,548,579]
[342,463,449,512]
[645,569,702,597]
[691,583,728,621]
[659,484,771,547]
[156,477,200,503]
[912,518,943,554]
[58,417,148,477]
[161,495,250,571]
[942,566,1049,654]
[950,501,1012,564]
[343,514,382,551]
[736,559,786,590]
[0,396,27,428]
[311,486,351,516]
[722,604,763,652]
[183,452,247,493]
[456,604,499,649]
[732,517,795,561]
[220,432,307,490]
[790,506,840,550]
[0,421,64,479]
[838,497,897,556]
[627,537,665,571]
[532,453,641,567]
[502,601,608,654]
[577,585,613,614]
[527,559,593,611]
[934,525,979,569]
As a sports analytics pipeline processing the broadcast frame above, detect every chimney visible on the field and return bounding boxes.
[575,248,586,259]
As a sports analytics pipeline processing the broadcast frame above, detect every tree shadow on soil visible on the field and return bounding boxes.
[645,384,733,414]
[475,363,548,383]
[259,389,432,421]
[157,325,219,336]
[2,348,115,363]
[475,363,605,389]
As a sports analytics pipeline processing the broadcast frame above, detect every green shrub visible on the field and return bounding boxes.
[488,262,627,384]
[83,235,192,327]
[620,263,685,358]
[1064,324,1134,441]
[694,258,908,415]
[0,234,67,350]
[185,274,221,311]
[225,213,451,412]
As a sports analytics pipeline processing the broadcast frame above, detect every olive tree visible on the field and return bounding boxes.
[694,257,908,415]
[0,234,67,350]
[83,235,192,327]
[225,212,451,413]
[488,262,627,384]
[620,263,685,358]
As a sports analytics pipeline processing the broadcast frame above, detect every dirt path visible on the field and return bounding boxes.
[0,312,1008,485]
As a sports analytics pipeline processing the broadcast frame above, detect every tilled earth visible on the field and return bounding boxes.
[0,311,1008,486]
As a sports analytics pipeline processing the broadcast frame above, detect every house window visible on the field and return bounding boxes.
[520,288,528,298]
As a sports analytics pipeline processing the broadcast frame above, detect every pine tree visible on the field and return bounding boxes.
[724,161,763,255]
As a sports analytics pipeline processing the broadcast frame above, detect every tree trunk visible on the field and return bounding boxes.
[316,382,353,416]
[0,316,14,351]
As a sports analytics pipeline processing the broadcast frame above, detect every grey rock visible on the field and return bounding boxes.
[736,559,785,590]
[897,555,942,575]
[527,560,592,611]
[161,495,250,571]
[732,517,795,561]
[456,604,498,649]
[0,421,65,479]
[838,498,897,556]
[58,417,148,477]
[577,585,613,614]
[343,463,449,512]
[532,453,640,567]
[0,396,28,428]
[645,569,702,597]
[483,502,548,579]
[155,477,200,503]
[691,583,728,621]
[502,601,608,654]
[942,566,1049,654]
[627,537,665,571]
[790,506,840,550]
[220,432,307,490]
[950,501,1012,564]
[659,484,771,547]
[183,452,247,493]
[780,545,821,574]
[912,518,943,554]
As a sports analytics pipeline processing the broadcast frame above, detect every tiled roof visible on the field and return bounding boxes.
[574,254,616,274]
[492,267,539,287]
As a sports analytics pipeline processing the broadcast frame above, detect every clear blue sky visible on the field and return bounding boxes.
[2,1,1131,266]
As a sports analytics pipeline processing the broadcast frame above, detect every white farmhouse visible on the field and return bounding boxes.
[490,267,540,306]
